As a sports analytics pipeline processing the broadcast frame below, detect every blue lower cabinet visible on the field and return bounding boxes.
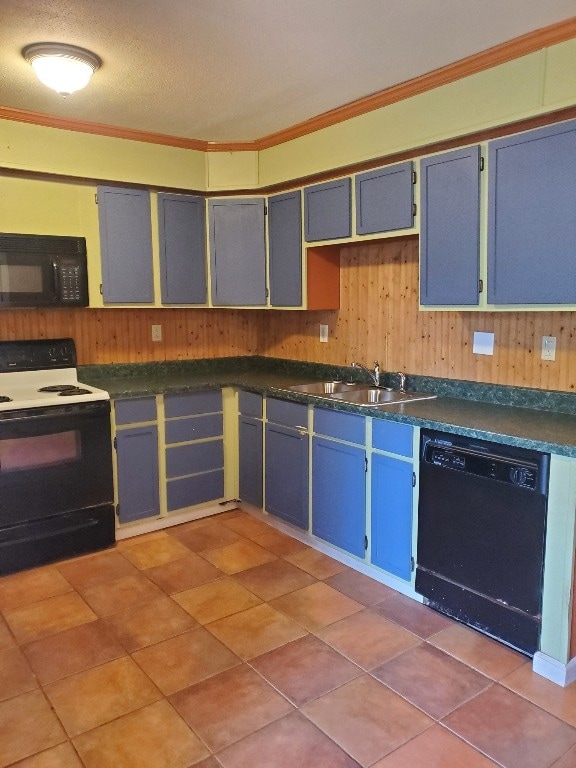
[167,470,224,511]
[265,423,309,529]
[239,416,263,507]
[371,453,414,580]
[312,437,366,557]
[115,425,160,523]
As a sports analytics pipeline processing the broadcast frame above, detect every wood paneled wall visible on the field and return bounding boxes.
[261,238,576,393]
[0,308,259,365]
[2,237,576,392]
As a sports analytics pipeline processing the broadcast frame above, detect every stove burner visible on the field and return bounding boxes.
[38,385,78,393]
[0,395,12,403]
[58,387,92,397]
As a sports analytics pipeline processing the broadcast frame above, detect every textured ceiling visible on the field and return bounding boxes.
[1,0,575,143]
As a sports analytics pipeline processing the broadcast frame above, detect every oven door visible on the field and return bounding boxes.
[0,401,113,527]
[0,252,58,307]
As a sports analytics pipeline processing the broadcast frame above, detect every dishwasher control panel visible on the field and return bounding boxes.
[425,443,539,490]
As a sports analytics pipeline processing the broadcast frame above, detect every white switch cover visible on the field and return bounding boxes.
[151,324,162,342]
[319,324,329,343]
[541,336,556,361]
[473,331,494,355]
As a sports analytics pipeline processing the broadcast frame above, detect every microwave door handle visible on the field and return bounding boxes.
[51,260,60,299]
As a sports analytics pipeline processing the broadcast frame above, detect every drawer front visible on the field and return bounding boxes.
[372,420,413,458]
[166,440,224,479]
[115,397,157,425]
[165,413,223,444]
[167,470,224,511]
[164,390,222,418]
[266,398,308,429]
[314,408,366,444]
[238,390,263,418]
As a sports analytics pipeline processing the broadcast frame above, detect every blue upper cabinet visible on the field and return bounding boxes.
[97,186,154,304]
[355,161,414,235]
[158,193,207,305]
[487,121,576,305]
[208,198,267,306]
[419,147,481,306]
[268,191,303,307]
[304,178,352,242]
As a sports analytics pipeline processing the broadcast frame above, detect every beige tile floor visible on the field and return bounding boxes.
[1,509,576,767]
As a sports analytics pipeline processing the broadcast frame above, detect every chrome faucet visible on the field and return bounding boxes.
[351,360,380,387]
[396,371,407,392]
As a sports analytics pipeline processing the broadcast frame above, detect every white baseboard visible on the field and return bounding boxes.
[115,501,238,540]
[533,652,576,687]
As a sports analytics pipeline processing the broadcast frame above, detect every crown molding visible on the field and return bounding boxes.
[1,16,575,152]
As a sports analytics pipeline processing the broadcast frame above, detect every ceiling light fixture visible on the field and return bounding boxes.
[22,42,101,97]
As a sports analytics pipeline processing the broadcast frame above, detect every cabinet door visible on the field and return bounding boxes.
[312,437,366,557]
[265,423,309,529]
[97,186,154,304]
[268,191,302,307]
[371,454,413,580]
[158,193,207,305]
[239,416,263,507]
[487,121,576,304]
[419,147,481,306]
[304,178,351,242]
[356,161,414,235]
[208,198,267,306]
[115,425,159,523]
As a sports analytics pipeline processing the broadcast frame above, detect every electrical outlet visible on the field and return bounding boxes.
[319,324,329,343]
[541,335,556,361]
[151,324,162,342]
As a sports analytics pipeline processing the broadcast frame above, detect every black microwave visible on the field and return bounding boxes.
[0,233,89,308]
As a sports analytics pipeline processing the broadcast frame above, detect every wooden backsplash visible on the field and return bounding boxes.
[1,237,576,391]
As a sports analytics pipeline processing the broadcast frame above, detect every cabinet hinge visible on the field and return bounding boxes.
[115,504,119,518]
[365,457,368,473]
[479,278,484,294]
[480,156,485,172]
[113,436,117,450]
[265,287,269,298]
[364,535,368,551]
[99,283,103,295]
[412,202,417,217]
[412,170,417,185]
[411,556,415,572]
[94,193,98,204]
[264,204,268,215]
[412,471,416,488]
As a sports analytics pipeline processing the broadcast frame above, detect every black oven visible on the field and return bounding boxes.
[0,401,114,574]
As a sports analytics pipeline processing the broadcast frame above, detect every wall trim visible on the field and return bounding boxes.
[533,651,576,686]
[1,17,575,152]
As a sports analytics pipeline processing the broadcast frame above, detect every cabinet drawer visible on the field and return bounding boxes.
[167,470,224,511]
[166,440,223,478]
[115,397,157,425]
[238,391,263,418]
[266,398,308,429]
[372,420,413,458]
[165,413,223,444]
[314,408,365,444]
[164,390,222,418]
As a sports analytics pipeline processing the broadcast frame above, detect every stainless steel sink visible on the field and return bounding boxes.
[330,387,436,407]
[283,381,436,407]
[286,381,358,395]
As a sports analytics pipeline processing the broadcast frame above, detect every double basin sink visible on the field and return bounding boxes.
[280,381,437,408]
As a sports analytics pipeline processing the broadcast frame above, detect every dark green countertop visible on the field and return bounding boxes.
[80,356,576,458]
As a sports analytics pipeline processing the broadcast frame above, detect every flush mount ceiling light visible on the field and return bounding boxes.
[22,42,101,97]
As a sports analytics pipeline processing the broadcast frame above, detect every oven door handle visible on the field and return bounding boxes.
[0,403,110,423]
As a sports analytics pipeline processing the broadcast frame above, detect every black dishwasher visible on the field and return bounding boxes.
[416,429,549,656]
